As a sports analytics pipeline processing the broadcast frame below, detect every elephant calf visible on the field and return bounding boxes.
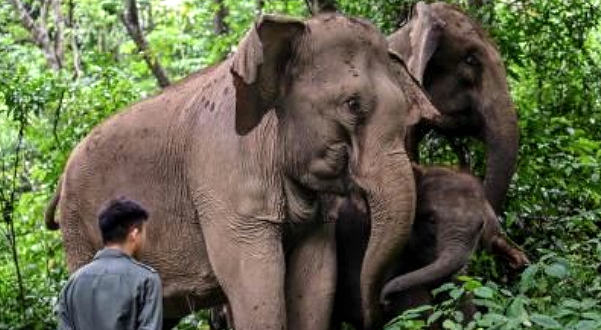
[332,165,529,329]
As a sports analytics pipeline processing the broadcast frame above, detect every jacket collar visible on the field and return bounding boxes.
[93,247,131,260]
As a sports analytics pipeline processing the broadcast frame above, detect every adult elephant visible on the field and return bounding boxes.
[45,13,438,330]
[388,2,519,213]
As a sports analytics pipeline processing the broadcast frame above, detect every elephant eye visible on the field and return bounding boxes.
[345,96,362,114]
[464,54,480,67]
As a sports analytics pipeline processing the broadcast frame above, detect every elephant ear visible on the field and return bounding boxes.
[389,50,440,126]
[231,15,305,135]
[388,1,445,84]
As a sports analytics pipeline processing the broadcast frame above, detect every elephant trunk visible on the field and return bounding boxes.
[353,149,416,330]
[380,242,472,303]
[482,94,519,214]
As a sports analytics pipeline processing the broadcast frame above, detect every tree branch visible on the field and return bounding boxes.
[256,0,264,16]
[67,0,83,79]
[121,0,170,88]
[8,0,61,70]
[0,113,27,320]
[304,0,338,15]
[51,0,65,69]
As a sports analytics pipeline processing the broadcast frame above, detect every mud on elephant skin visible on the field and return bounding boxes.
[331,165,528,330]
[389,2,519,213]
[45,12,439,330]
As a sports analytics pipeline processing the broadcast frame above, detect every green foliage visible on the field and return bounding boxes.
[388,251,601,330]
[0,0,600,329]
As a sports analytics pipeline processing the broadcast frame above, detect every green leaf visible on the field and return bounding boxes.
[427,311,443,325]
[530,314,562,329]
[544,263,568,279]
[472,298,503,311]
[574,320,600,330]
[507,297,529,322]
[560,298,582,310]
[478,313,508,327]
[473,286,494,299]
[432,283,457,297]
[581,312,601,321]
[442,319,460,330]
[581,299,598,310]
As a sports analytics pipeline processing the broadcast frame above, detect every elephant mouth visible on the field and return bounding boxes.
[304,142,352,194]
[322,143,350,177]
[431,109,478,136]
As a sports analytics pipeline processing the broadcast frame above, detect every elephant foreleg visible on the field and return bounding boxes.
[202,215,286,330]
[285,222,337,330]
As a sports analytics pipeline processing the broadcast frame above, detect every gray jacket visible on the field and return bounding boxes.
[57,248,163,330]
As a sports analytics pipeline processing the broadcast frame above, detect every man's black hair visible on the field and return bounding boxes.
[98,197,149,244]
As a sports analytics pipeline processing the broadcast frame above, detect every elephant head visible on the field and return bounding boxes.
[388,2,519,213]
[231,14,439,328]
[380,166,528,304]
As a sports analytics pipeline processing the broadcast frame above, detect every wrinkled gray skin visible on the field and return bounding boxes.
[389,2,519,213]
[45,13,439,330]
[330,166,529,330]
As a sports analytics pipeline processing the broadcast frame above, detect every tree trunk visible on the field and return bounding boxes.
[67,0,83,79]
[7,0,64,70]
[121,0,171,88]
[213,0,229,35]
[256,0,264,16]
[51,0,65,69]
[304,0,338,15]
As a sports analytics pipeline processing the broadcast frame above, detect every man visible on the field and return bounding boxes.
[57,197,163,330]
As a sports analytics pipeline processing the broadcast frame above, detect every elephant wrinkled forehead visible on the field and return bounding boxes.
[430,3,497,50]
[299,14,389,63]
[419,167,485,199]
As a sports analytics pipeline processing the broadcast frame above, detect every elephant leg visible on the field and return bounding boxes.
[202,216,286,330]
[286,222,337,330]
[210,305,234,330]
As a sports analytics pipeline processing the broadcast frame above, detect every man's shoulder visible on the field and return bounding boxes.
[130,259,158,276]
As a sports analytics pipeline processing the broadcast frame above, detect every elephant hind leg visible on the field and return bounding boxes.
[59,200,101,273]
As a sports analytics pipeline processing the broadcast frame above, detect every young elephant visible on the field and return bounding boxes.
[209,166,528,330]
[332,166,529,330]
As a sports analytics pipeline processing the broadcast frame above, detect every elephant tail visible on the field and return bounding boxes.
[44,176,62,230]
